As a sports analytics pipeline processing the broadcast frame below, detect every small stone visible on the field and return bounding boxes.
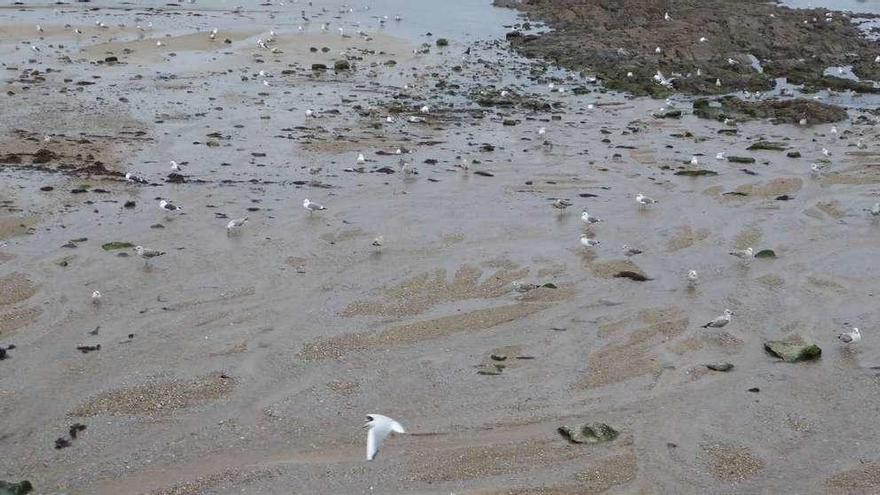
[706,362,734,372]
[558,423,619,444]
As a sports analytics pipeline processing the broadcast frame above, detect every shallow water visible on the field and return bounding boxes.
[2,1,880,494]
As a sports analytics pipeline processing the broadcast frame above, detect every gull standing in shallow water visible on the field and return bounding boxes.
[687,269,699,288]
[702,309,734,328]
[635,193,656,207]
[303,199,326,214]
[581,210,601,224]
[134,246,165,267]
[364,414,405,461]
[552,199,572,210]
[580,234,600,248]
[159,200,181,213]
[729,247,754,259]
[869,202,880,217]
[839,327,861,344]
[226,217,248,234]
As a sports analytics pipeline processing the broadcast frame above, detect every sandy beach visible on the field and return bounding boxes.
[2,1,880,493]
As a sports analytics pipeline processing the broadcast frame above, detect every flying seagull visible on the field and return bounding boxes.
[364,414,405,461]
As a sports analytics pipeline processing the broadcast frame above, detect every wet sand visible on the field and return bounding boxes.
[1,1,880,494]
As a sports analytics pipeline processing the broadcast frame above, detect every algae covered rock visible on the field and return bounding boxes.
[558,423,618,444]
[764,335,821,362]
[0,480,33,495]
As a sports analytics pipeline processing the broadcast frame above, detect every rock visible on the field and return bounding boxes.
[747,141,787,151]
[124,201,136,208]
[39,186,53,191]
[653,109,682,119]
[473,170,494,177]
[764,335,821,363]
[727,156,755,164]
[558,423,618,444]
[436,38,449,47]
[32,149,56,164]
[104,56,118,63]
[675,169,717,177]
[333,59,351,71]
[706,363,734,372]
[613,271,651,281]
[786,151,801,158]
[311,63,328,71]
[166,173,186,183]
[502,119,518,126]
[754,249,776,258]
[0,348,7,360]
[101,241,134,251]
[0,480,33,495]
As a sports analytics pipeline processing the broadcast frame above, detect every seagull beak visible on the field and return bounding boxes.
[363,422,371,429]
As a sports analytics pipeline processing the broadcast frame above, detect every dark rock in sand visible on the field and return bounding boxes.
[613,271,651,281]
[706,363,734,372]
[764,336,821,363]
[311,63,328,71]
[101,241,134,251]
[754,249,776,259]
[166,173,186,183]
[653,109,682,119]
[0,480,33,495]
[334,59,351,71]
[786,151,801,158]
[558,423,619,444]
[727,156,755,164]
[675,169,717,177]
[747,141,787,151]
[436,38,449,47]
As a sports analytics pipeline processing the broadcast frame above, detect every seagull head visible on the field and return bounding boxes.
[303,199,311,208]
[364,415,376,429]
[134,245,144,255]
[724,309,734,316]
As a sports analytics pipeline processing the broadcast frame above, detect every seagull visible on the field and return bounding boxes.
[226,217,248,233]
[729,247,754,259]
[537,127,546,136]
[125,172,148,184]
[580,234,600,248]
[134,246,165,266]
[810,163,826,176]
[822,148,831,157]
[159,200,181,212]
[655,46,662,54]
[690,156,699,166]
[581,210,601,224]
[857,138,867,149]
[699,36,707,43]
[716,152,724,160]
[31,45,40,52]
[702,309,733,328]
[871,202,880,217]
[156,40,164,47]
[622,244,643,256]
[420,105,430,114]
[91,290,102,304]
[635,193,656,206]
[456,158,470,171]
[209,28,218,40]
[399,159,417,177]
[838,327,861,344]
[799,118,808,126]
[305,109,314,118]
[715,78,722,87]
[36,24,43,32]
[830,126,838,134]
[170,160,181,172]
[372,235,384,248]
[552,199,572,210]
[357,153,366,164]
[364,414,405,461]
[664,12,671,21]
[687,269,699,288]
[303,198,326,214]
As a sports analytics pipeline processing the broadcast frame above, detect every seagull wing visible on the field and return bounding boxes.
[390,421,405,434]
[366,426,384,461]
[839,333,852,343]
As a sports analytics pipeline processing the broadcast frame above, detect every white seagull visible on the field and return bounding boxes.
[365,414,405,461]
[357,153,366,164]
[372,235,384,248]
[635,193,656,206]
[159,200,181,212]
[125,172,148,184]
[580,234,600,248]
[838,327,861,344]
[716,152,724,160]
[581,210,601,224]
[687,269,699,288]
[170,160,181,172]
[870,202,880,217]
[91,290,102,304]
[303,198,326,214]
[134,246,165,266]
[226,217,248,233]
[622,244,643,256]
[552,199,572,210]
[702,309,734,328]
[729,247,754,259]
